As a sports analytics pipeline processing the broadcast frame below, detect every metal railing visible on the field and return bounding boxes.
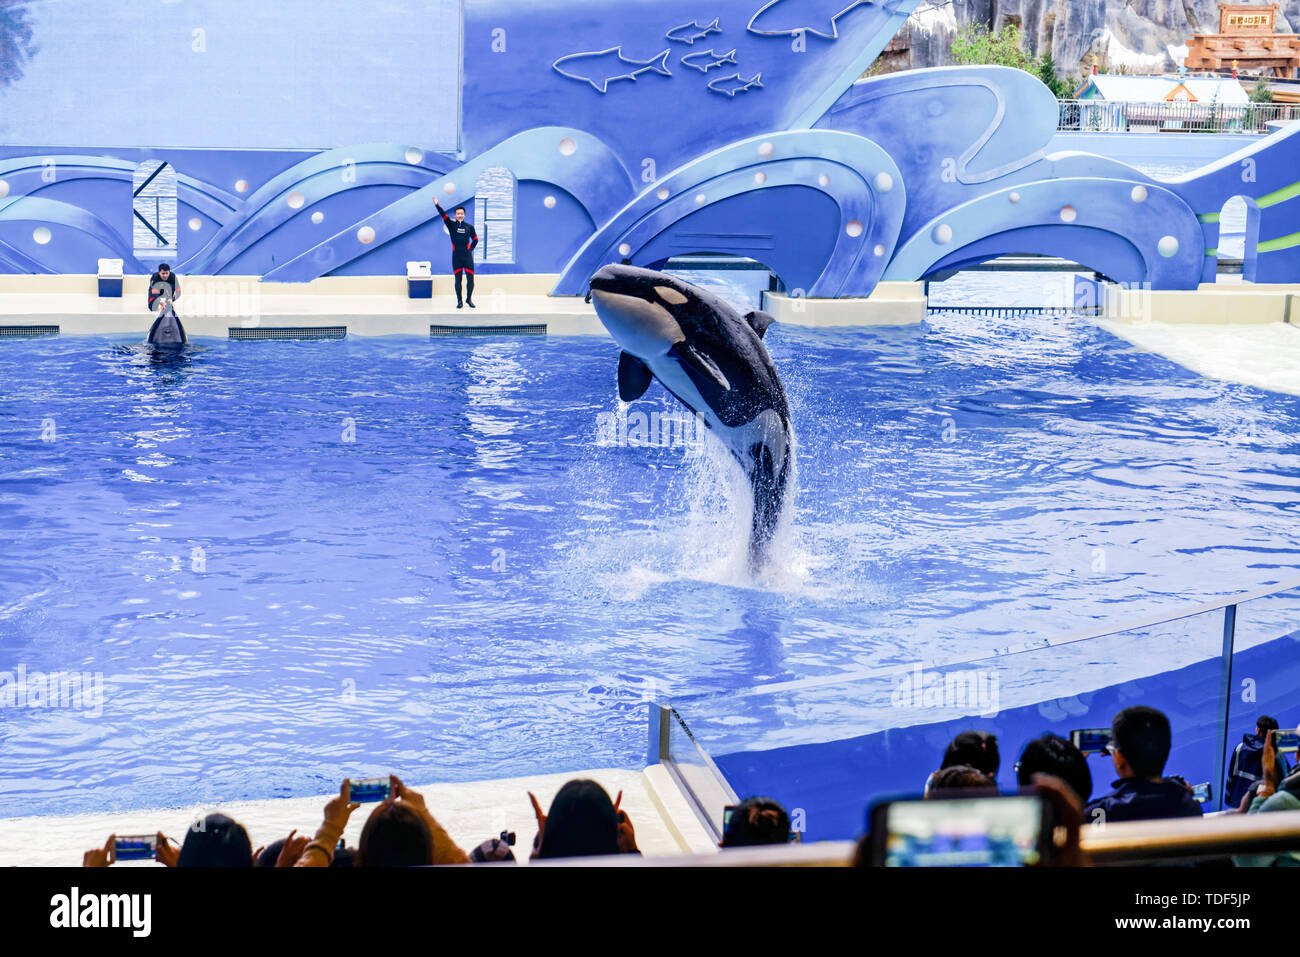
[1058,98,1300,133]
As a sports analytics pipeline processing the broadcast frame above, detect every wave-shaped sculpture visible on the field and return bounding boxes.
[0,0,1298,295]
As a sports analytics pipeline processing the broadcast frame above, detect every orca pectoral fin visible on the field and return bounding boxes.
[617,351,655,401]
[744,309,776,339]
[670,341,730,391]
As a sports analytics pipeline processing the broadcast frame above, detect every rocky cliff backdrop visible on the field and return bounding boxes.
[891,0,1300,78]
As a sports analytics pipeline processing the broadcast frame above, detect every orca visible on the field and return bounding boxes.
[588,263,792,570]
[147,302,187,346]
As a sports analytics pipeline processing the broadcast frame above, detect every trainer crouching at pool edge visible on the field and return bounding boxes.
[435,200,478,309]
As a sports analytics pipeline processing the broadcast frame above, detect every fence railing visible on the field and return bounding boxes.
[1058,98,1300,133]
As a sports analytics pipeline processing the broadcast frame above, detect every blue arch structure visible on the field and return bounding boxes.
[263,128,636,282]
[885,178,1203,289]
[554,130,905,296]
[0,0,1298,294]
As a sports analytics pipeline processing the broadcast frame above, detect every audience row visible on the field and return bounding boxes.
[81,706,1297,866]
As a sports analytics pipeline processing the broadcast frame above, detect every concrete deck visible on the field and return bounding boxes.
[0,764,717,867]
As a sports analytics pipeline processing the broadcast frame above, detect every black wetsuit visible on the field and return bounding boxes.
[147,271,180,311]
[436,202,478,306]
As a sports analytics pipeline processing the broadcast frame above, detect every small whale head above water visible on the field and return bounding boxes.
[588,263,793,570]
[147,302,187,347]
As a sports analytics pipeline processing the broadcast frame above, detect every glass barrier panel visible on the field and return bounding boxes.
[1223,586,1300,812]
[671,604,1231,841]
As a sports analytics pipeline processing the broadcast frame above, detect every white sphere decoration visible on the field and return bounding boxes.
[1158,235,1180,258]
[287,190,305,209]
[188,217,202,231]
[543,195,557,209]
[874,171,894,193]
[694,192,706,204]
[818,174,830,187]
[754,171,767,185]
[1060,205,1077,223]
[757,141,775,158]
[32,226,52,245]
[235,179,249,193]
[874,244,886,257]
[618,242,632,257]
[311,211,325,224]
[0,179,9,198]
[1009,192,1021,204]
[845,220,864,238]
[1131,185,1149,203]
[656,187,670,200]
[932,223,953,244]
[357,225,376,244]
[558,137,577,156]
[443,182,455,195]
[404,147,424,165]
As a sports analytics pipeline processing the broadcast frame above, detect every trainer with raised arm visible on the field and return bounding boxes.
[434,200,478,309]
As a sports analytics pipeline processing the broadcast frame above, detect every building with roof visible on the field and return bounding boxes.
[1071,74,1251,131]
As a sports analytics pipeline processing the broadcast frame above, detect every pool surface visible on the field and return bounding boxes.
[2,300,1299,816]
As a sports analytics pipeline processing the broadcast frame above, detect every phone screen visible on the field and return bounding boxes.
[1071,728,1112,755]
[1273,730,1300,754]
[876,796,1047,867]
[114,835,157,861]
[1192,782,1212,804]
[350,777,391,803]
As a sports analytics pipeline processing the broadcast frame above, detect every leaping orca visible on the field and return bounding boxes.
[588,264,792,570]
[147,301,187,346]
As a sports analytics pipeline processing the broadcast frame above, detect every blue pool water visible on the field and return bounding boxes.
[1,303,1299,817]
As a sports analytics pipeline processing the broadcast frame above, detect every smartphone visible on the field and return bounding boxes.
[1071,728,1112,756]
[349,777,391,803]
[1191,782,1212,804]
[866,793,1055,867]
[1273,730,1300,754]
[114,834,157,861]
[722,805,736,833]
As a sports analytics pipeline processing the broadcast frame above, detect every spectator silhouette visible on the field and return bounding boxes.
[1083,706,1202,823]
[1016,733,1092,803]
[720,796,790,847]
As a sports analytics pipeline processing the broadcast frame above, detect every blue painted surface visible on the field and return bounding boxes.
[0,1,1297,290]
[713,631,1300,841]
[3,308,1300,815]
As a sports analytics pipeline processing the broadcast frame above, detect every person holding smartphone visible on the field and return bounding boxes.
[1083,706,1203,823]
[1233,729,1300,866]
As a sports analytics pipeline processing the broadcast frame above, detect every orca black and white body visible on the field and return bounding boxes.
[147,301,187,346]
[588,263,792,569]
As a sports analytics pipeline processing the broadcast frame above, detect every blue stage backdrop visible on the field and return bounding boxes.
[1,0,1298,290]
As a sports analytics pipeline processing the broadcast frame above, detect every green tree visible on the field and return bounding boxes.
[952,22,1072,98]
[1036,51,1067,98]
[1249,78,1275,103]
[0,0,38,88]
[951,22,1038,73]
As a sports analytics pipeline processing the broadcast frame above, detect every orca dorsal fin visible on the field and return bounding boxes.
[617,351,654,401]
[670,341,730,391]
[744,309,775,339]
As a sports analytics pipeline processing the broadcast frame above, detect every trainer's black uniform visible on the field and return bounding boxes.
[435,202,478,307]
[147,270,180,311]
